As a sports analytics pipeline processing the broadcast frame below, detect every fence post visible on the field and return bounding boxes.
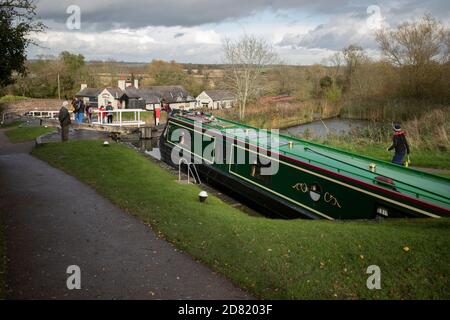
[138,110,141,128]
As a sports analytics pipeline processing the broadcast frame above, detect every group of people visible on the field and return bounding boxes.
[71,98,94,124]
[97,103,114,124]
[58,98,165,142]
[70,98,117,124]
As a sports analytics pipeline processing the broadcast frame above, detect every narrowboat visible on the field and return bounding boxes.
[159,111,450,220]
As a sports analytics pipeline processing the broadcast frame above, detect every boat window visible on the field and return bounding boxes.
[309,184,322,202]
[250,161,272,184]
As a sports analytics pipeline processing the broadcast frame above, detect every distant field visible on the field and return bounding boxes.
[0,95,30,104]
[33,141,450,300]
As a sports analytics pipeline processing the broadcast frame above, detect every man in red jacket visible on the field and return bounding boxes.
[154,106,161,126]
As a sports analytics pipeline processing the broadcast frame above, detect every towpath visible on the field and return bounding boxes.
[0,128,251,299]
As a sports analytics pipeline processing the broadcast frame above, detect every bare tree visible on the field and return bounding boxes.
[376,14,448,67]
[326,52,344,78]
[342,45,368,90]
[376,14,449,97]
[223,35,278,120]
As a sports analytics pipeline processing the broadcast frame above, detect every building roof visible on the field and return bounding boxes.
[75,87,101,98]
[202,90,235,101]
[76,84,195,105]
[103,87,124,99]
[123,87,141,99]
[123,86,195,104]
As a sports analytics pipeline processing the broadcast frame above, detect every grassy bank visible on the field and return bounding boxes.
[5,126,56,143]
[341,98,449,122]
[213,99,341,129]
[313,139,450,169]
[32,140,450,299]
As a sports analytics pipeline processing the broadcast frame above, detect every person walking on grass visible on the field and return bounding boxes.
[58,101,71,142]
[388,123,410,166]
[106,102,114,124]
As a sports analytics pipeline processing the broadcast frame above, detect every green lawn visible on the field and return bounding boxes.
[5,126,56,143]
[32,141,450,299]
[316,140,450,169]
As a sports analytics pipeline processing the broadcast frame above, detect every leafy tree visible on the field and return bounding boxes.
[0,0,44,87]
[319,76,333,90]
[325,85,342,103]
[148,60,187,85]
[60,51,85,74]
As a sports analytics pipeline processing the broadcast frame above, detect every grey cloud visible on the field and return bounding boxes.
[277,0,450,51]
[278,14,378,51]
[36,0,351,29]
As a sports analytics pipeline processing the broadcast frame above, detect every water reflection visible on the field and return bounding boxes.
[281,118,370,139]
[131,139,161,160]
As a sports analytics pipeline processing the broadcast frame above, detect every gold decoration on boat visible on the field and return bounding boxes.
[292,183,308,193]
[324,192,342,208]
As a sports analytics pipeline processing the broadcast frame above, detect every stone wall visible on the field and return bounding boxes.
[1,99,64,115]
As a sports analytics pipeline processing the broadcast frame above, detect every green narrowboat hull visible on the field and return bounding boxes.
[160,111,450,220]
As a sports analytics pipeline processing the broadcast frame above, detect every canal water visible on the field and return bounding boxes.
[281,118,369,139]
[130,138,161,160]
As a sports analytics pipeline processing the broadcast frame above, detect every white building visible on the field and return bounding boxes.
[196,90,236,109]
[98,87,124,109]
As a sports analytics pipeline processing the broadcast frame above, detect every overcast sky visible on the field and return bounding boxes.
[28,0,450,64]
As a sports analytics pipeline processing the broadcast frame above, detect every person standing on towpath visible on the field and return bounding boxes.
[58,101,71,142]
[388,123,410,166]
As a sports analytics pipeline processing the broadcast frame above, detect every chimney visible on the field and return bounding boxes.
[134,79,139,89]
[81,83,88,90]
[118,80,126,91]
